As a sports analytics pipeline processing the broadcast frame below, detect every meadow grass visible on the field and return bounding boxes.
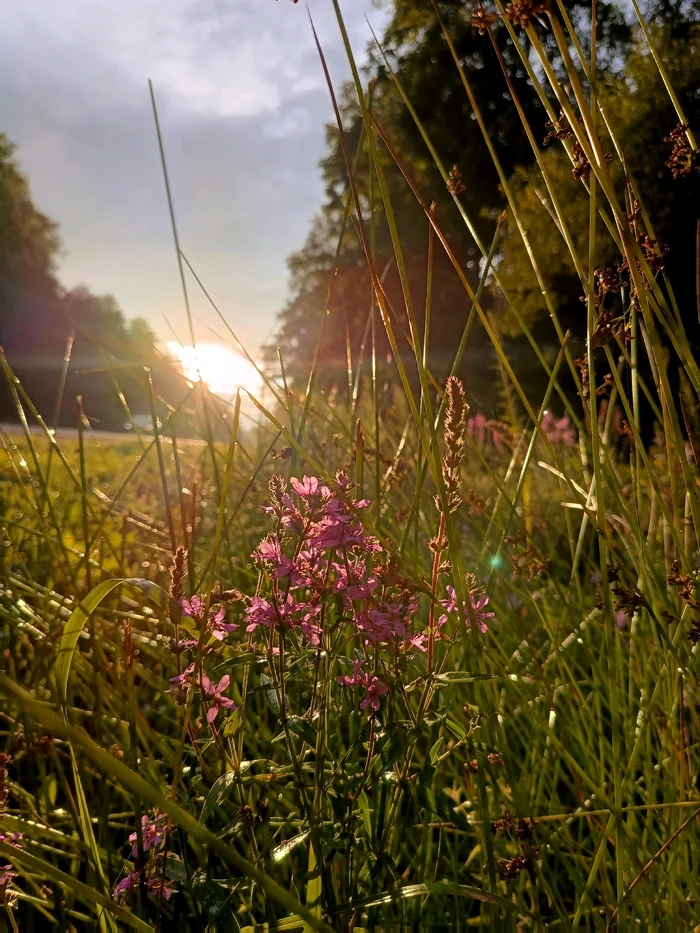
[1,1,700,930]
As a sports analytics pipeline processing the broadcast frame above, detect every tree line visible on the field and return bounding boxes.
[267,0,700,422]
[0,135,188,432]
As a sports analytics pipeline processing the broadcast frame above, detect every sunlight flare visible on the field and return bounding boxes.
[167,341,262,397]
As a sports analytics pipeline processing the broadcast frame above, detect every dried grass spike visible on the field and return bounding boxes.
[169,545,188,602]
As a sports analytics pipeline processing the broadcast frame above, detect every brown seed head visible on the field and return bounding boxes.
[439,376,469,513]
[169,546,187,603]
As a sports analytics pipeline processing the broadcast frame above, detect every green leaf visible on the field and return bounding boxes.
[286,715,317,747]
[433,671,497,685]
[70,746,115,932]
[54,577,176,707]
[193,876,232,924]
[164,856,189,883]
[200,770,239,823]
[331,880,534,917]
[270,831,310,862]
[379,722,419,769]
[260,673,280,717]
[356,791,374,842]
[429,737,445,765]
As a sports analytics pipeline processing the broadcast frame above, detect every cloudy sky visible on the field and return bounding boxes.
[1,0,387,358]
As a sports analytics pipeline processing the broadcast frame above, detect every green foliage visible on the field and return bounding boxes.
[272,1,699,417]
[494,22,700,339]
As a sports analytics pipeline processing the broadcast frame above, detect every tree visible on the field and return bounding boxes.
[493,21,700,343]
[0,135,188,430]
[270,0,696,417]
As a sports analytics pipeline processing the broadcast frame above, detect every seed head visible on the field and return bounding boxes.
[169,546,187,603]
[665,123,697,179]
[438,377,469,513]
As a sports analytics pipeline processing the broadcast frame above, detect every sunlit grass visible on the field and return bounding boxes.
[1,1,699,930]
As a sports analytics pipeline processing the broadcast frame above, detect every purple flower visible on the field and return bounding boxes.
[290,475,324,499]
[147,877,175,901]
[310,519,379,551]
[439,585,494,634]
[112,871,140,900]
[180,595,205,618]
[337,658,365,687]
[245,594,296,632]
[129,812,167,858]
[207,605,238,641]
[112,872,175,902]
[168,662,195,693]
[354,594,419,646]
[0,832,22,846]
[0,865,18,887]
[540,411,576,448]
[253,536,296,580]
[181,596,237,641]
[200,674,237,724]
[336,660,389,712]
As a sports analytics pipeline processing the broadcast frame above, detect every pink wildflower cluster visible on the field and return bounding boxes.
[180,595,238,642]
[337,659,389,711]
[0,831,22,888]
[128,812,167,858]
[113,811,175,902]
[248,473,418,656]
[163,473,494,722]
[113,873,174,902]
[540,411,576,448]
[468,413,509,451]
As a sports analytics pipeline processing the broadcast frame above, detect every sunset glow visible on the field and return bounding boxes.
[167,341,262,397]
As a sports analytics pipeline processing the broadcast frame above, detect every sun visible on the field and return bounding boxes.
[167,341,263,397]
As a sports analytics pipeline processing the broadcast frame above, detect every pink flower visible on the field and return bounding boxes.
[200,674,237,724]
[113,871,140,900]
[336,660,388,712]
[0,832,22,849]
[147,877,175,901]
[180,596,237,640]
[439,585,494,634]
[334,470,353,489]
[337,658,365,687]
[180,595,205,618]
[354,594,419,645]
[245,594,296,632]
[361,676,389,711]
[345,578,379,601]
[290,548,327,588]
[290,475,322,498]
[253,536,296,580]
[129,812,167,858]
[112,873,175,902]
[298,601,323,646]
[168,662,196,701]
[541,411,576,448]
[207,604,238,641]
[310,519,379,551]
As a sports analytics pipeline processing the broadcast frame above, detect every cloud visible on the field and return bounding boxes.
[2,0,381,119]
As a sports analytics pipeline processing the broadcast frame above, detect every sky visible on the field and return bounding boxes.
[1,0,388,360]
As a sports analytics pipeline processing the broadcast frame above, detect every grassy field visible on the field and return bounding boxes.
[2,1,700,930]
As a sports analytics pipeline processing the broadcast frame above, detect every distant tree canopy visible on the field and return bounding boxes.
[269,0,700,417]
[0,134,187,431]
